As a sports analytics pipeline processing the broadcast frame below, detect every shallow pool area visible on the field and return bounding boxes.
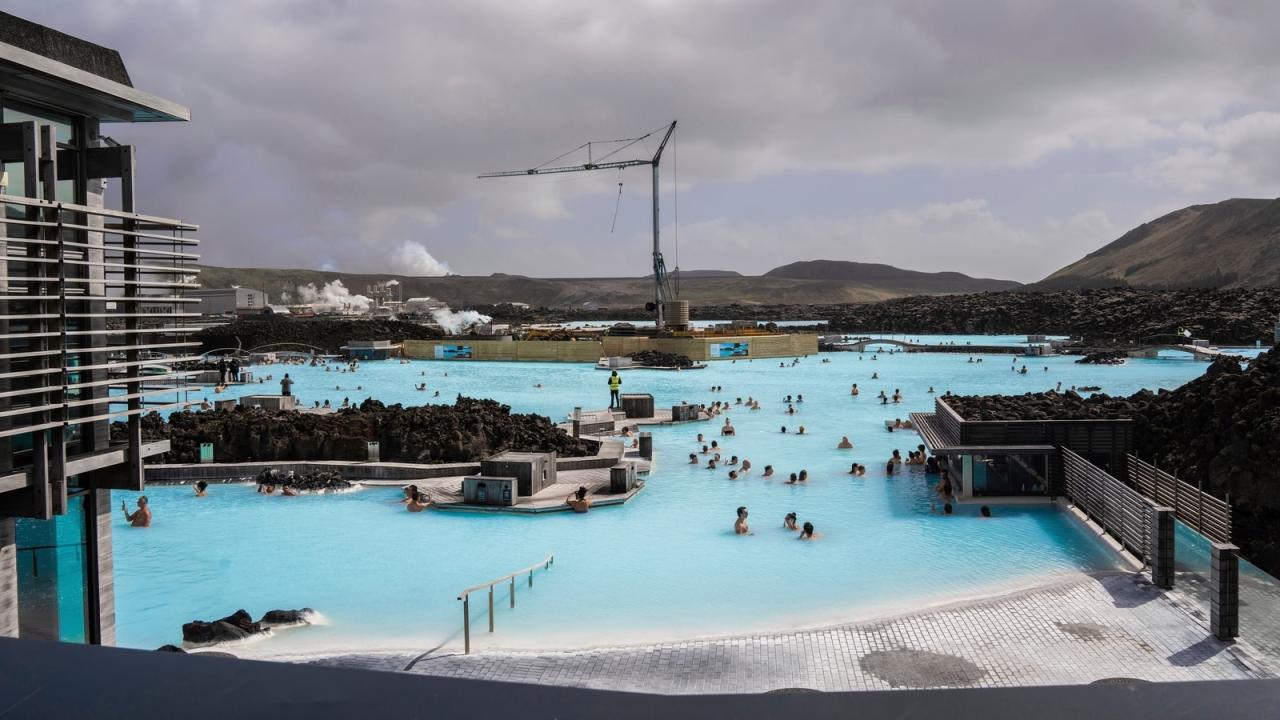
[113,341,1223,654]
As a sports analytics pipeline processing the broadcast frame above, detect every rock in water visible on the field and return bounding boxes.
[182,609,262,646]
[259,608,315,627]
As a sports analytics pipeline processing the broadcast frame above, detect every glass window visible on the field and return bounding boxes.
[15,493,90,643]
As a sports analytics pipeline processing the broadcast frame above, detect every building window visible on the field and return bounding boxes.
[14,492,90,643]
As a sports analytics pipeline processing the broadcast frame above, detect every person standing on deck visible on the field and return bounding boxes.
[608,370,622,409]
[281,373,294,397]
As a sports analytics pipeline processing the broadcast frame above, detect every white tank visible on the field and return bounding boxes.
[666,300,690,328]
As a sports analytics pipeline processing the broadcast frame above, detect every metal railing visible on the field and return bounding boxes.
[457,554,555,654]
[1062,449,1154,561]
[1127,455,1232,543]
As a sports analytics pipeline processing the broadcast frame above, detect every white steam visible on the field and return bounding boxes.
[294,279,372,312]
[393,241,450,276]
[432,309,491,334]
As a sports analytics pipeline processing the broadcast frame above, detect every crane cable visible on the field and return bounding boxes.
[610,170,623,233]
[673,124,679,296]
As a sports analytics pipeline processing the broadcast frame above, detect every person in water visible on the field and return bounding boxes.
[740,459,752,473]
[786,472,799,484]
[689,453,699,464]
[784,512,799,530]
[728,470,739,480]
[565,486,591,513]
[851,384,859,396]
[885,460,896,476]
[121,496,151,527]
[798,469,809,482]
[407,491,431,512]
[762,465,775,478]
[734,506,751,535]
[980,505,992,518]
[837,436,853,449]
[798,522,816,540]
[193,480,208,497]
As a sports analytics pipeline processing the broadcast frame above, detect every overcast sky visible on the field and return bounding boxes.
[14,1,1280,281]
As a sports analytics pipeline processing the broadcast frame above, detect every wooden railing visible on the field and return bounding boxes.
[456,554,555,654]
[1062,449,1154,561]
[1127,455,1231,543]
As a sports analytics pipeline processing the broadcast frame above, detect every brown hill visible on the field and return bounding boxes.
[1035,198,1280,290]
[765,260,1021,293]
[194,262,1015,309]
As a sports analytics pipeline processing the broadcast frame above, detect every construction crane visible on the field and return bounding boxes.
[479,121,680,329]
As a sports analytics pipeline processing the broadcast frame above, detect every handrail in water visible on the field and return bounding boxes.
[456,554,555,653]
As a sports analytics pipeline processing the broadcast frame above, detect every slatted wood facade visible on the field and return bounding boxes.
[1062,448,1154,560]
[1128,455,1231,543]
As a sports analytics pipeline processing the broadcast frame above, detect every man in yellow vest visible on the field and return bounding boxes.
[608,370,622,409]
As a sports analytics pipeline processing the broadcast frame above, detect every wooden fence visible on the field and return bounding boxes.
[1062,449,1154,560]
[1127,455,1232,543]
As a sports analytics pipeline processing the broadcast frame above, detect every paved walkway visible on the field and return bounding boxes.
[294,572,1270,694]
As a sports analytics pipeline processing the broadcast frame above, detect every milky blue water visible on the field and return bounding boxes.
[114,341,1223,655]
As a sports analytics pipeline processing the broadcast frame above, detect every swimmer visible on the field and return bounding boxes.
[780,426,787,434]
[798,426,806,435]
[786,472,799,484]
[281,486,298,497]
[784,512,799,531]
[740,459,752,473]
[121,497,151,527]
[837,436,853,449]
[402,484,420,504]
[689,453,699,464]
[707,459,718,470]
[728,456,739,466]
[565,486,591,513]
[798,469,808,482]
[797,521,816,540]
[885,461,896,476]
[728,470,739,480]
[193,481,208,497]
[763,465,775,478]
[980,505,992,518]
[734,506,751,535]
[850,384,859,396]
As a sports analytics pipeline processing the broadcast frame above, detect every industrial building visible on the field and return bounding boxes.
[185,287,267,316]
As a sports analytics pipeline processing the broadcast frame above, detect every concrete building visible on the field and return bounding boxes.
[185,287,267,316]
[0,12,196,644]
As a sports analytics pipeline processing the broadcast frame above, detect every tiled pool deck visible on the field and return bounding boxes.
[290,571,1274,694]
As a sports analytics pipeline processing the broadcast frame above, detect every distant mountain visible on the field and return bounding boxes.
[1035,198,1280,290]
[764,260,1022,293]
[196,260,1014,309]
[646,269,743,278]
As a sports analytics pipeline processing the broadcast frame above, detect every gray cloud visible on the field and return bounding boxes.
[12,0,1280,280]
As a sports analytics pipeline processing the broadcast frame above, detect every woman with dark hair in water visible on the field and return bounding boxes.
[885,461,896,476]
[193,481,208,497]
[783,512,798,530]
[565,486,591,513]
[798,522,816,540]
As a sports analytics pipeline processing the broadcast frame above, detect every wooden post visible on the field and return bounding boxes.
[488,586,494,633]
[510,576,516,608]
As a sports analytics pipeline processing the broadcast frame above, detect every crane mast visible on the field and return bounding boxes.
[479,121,679,329]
